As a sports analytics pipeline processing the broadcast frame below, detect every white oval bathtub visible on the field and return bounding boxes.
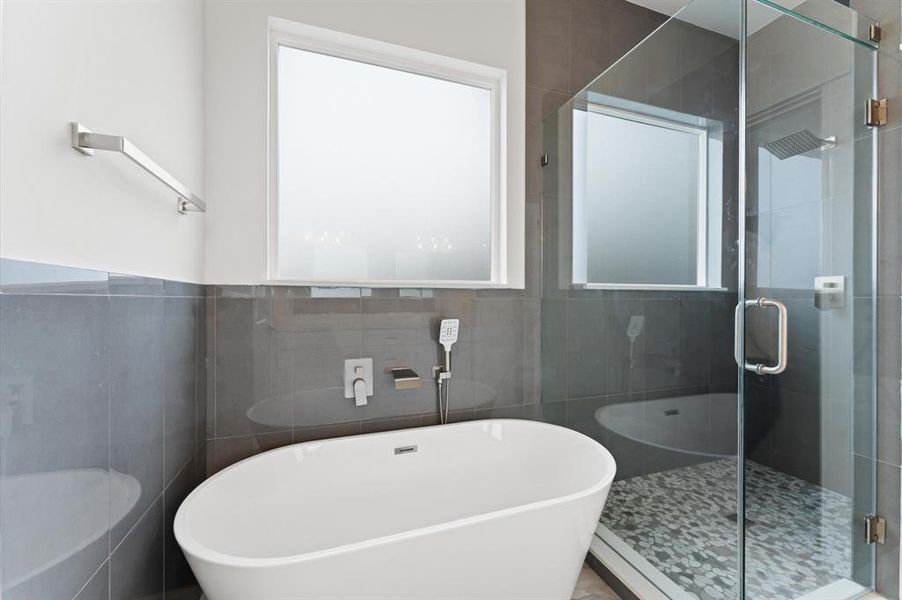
[175,419,616,600]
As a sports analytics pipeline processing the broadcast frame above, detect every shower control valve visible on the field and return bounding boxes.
[814,276,845,310]
[343,358,373,407]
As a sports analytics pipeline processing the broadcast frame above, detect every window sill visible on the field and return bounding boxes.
[263,278,519,290]
[573,283,728,292]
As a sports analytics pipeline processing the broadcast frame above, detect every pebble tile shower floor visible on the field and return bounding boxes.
[601,459,852,599]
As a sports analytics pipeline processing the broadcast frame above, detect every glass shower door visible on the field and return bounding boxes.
[741,1,878,597]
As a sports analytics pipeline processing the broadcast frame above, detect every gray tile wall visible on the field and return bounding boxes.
[525,0,669,198]
[541,289,739,480]
[204,287,541,474]
[0,259,206,600]
[743,289,829,487]
[532,0,742,481]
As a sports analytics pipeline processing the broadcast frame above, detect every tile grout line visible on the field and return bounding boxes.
[212,296,218,441]
[109,490,163,560]
[105,294,113,600]
[69,556,110,600]
[161,296,168,599]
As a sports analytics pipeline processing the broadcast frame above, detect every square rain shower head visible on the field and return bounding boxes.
[763,129,836,160]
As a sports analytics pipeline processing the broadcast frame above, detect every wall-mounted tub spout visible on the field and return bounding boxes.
[390,367,421,390]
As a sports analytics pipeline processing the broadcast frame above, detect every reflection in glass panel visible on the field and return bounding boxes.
[541,0,742,598]
[572,102,720,288]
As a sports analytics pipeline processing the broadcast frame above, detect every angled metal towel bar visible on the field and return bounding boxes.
[70,122,206,215]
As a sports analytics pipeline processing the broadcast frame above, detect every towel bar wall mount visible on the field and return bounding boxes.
[70,122,206,215]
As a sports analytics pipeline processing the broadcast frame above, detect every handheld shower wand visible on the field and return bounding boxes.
[435,319,459,424]
[626,315,644,369]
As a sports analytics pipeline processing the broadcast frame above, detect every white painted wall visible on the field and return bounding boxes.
[204,0,526,286]
[0,0,205,282]
[0,1,523,286]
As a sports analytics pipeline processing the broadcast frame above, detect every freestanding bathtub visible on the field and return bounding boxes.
[174,419,616,599]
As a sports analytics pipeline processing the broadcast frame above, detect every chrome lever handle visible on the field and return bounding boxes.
[735,297,789,375]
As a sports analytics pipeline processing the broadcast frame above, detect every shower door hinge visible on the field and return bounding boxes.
[865,515,886,544]
[865,98,887,127]
[868,24,881,43]
[540,154,549,167]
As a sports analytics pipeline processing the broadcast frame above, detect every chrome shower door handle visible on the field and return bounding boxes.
[734,297,789,376]
[734,299,757,372]
[756,298,788,375]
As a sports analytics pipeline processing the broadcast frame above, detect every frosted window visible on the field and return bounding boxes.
[573,107,707,287]
[275,45,494,283]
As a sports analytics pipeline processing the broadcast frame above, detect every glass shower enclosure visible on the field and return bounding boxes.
[540,0,879,597]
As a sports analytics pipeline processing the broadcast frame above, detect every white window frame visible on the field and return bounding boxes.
[572,103,715,291]
[267,18,508,288]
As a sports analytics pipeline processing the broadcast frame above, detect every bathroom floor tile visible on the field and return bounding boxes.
[601,459,852,600]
